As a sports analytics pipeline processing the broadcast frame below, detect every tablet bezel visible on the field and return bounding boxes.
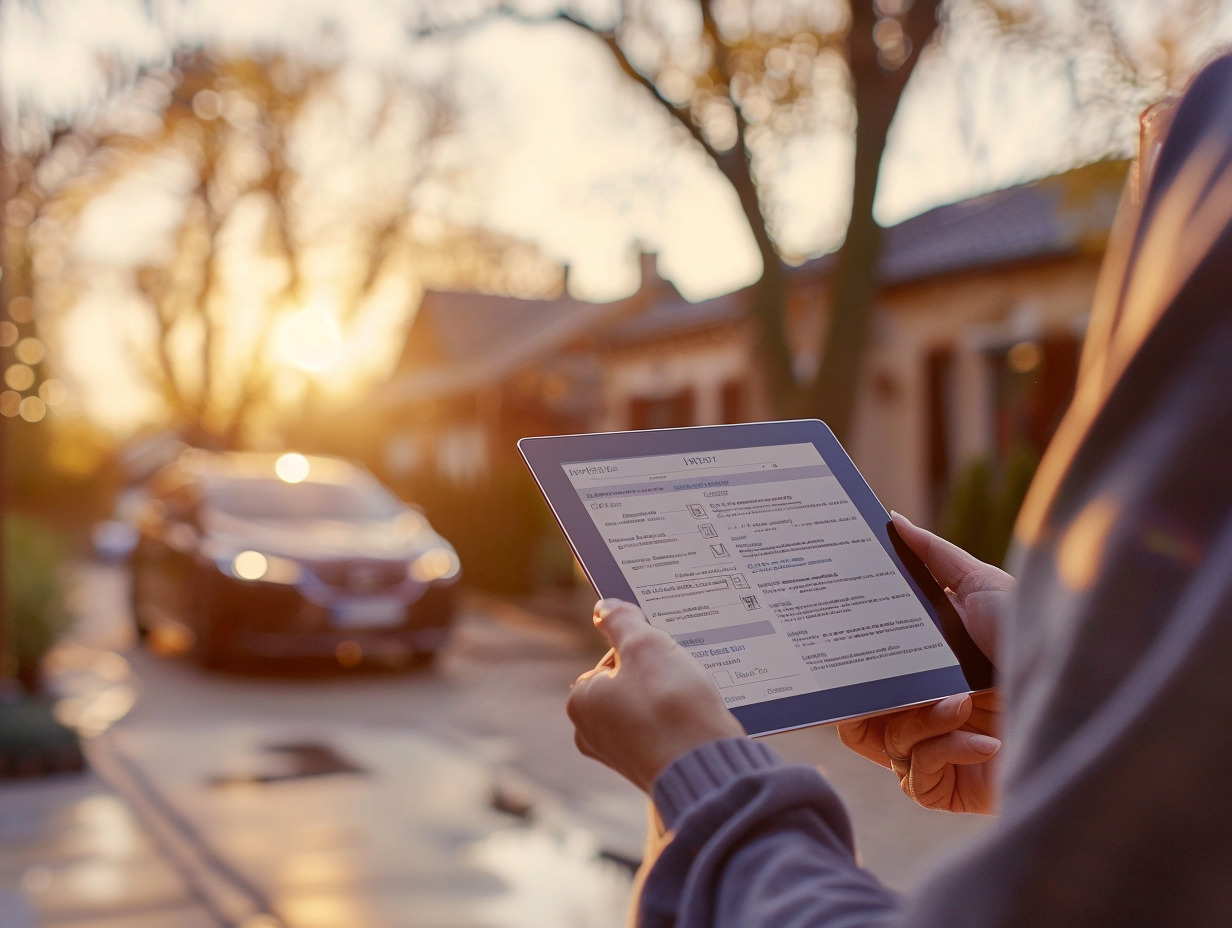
[518,420,994,736]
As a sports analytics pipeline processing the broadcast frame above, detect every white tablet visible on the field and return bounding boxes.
[519,420,994,737]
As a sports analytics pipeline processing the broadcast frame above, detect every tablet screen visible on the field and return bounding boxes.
[563,441,961,711]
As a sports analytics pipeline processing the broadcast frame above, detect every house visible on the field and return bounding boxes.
[375,160,1128,523]
[597,160,1127,521]
[371,257,676,482]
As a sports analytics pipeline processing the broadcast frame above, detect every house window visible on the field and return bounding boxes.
[927,333,1080,521]
[987,333,1081,461]
[629,388,695,430]
[720,379,747,423]
[926,346,957,516]
[436,424,487,483]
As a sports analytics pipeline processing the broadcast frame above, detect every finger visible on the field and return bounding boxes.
[592,599,658,650]
[574,728,598,760]
[837,717,893,769]
[963,705,1001,735]
[570,665,604,690]
[598,647,617,669]
[969,689,1001,715]
[909,731,1001,779]
[566,672,600,724]
[890,512,1003,595]
[885,694,972,758]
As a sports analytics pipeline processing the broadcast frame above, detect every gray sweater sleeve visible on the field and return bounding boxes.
[638,738,898,928]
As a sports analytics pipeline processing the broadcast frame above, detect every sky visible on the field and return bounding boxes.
[4,0,1230,434]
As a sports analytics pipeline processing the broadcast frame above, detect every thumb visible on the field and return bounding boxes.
[890,511,992,593]
[593,599,657,650]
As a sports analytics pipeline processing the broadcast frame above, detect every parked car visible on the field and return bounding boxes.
[130,450,460,669]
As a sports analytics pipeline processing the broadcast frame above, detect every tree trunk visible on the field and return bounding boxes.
[809,0,941,441]
[706,118,798,420]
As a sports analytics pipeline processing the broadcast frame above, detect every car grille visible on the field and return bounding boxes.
[309,560,408,592]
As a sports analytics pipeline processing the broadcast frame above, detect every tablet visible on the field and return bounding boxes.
[518,420,994,737]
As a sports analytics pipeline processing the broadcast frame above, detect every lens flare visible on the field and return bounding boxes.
[232,550,269,581]
[275,452,311,483]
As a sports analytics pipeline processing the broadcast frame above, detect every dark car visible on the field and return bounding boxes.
[130,451,460,669]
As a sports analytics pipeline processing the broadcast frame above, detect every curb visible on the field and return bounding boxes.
[85,734,285,928]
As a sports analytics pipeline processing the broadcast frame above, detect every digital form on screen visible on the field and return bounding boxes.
[564,442,959,709]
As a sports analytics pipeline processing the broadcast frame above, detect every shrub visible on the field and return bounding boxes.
[4,514,70,693]
[940,445,1039,568]
[403,466,574,595]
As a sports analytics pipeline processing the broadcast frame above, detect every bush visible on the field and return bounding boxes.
[4,514,70,693]
[939,445,1039,568]
[403,466,575,595]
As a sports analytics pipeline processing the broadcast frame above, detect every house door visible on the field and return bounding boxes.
[629,388,696,430]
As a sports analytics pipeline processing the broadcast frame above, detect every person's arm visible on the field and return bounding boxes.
[638,738,899,928]
[568,601,900,928]
[566,509,1010,923]
[565,515,1011,926]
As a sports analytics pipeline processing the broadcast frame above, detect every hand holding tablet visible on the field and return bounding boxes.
[521,420,994,737]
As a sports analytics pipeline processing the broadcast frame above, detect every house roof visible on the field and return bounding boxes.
[379,160,1128,399]
[604,288,748,344]
[803,158,1127,284]
[884,158,1125,282]
[613,160,1127,345]
[376,289,624,404]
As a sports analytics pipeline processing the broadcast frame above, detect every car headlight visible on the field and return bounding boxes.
[229,550,302,584]
[409,547,460,583]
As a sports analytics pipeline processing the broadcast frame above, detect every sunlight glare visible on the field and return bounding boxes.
[275,452,310,483]
[282,301,343,372]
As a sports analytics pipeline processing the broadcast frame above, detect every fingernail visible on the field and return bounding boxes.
[969,735,1001,755]
[594,598,618,620]
[890,510,913,527]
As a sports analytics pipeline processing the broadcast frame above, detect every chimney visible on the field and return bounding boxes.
[638,250,660,291]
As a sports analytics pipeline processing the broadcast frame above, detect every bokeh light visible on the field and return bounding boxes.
[16,337,46,365]
[0,391,20,417]
[5,363,36,391]
[411,548,462,582]
[0,321,17,348]
[192,88,223,120]
[335,640,363,668]
[38,379,67,405]
[7,297,35,323]
[232,550,269,581]
[275,452,311,483]
[1008,341,1043,373]
[19,396,47,422]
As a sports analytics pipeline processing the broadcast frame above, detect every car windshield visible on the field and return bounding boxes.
[203,477,404,522]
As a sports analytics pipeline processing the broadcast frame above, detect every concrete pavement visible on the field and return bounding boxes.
[2,567,642,928]
[0,771,217,927]
[89,723,633,928]
[0,564,992,926]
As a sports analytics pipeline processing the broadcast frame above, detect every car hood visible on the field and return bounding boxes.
[202,510,444,562]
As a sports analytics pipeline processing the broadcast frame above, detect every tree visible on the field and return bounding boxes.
[412,0,1232,441]
[17,49,558,447]
[956,0,1227,161]
[410,0,943,440]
